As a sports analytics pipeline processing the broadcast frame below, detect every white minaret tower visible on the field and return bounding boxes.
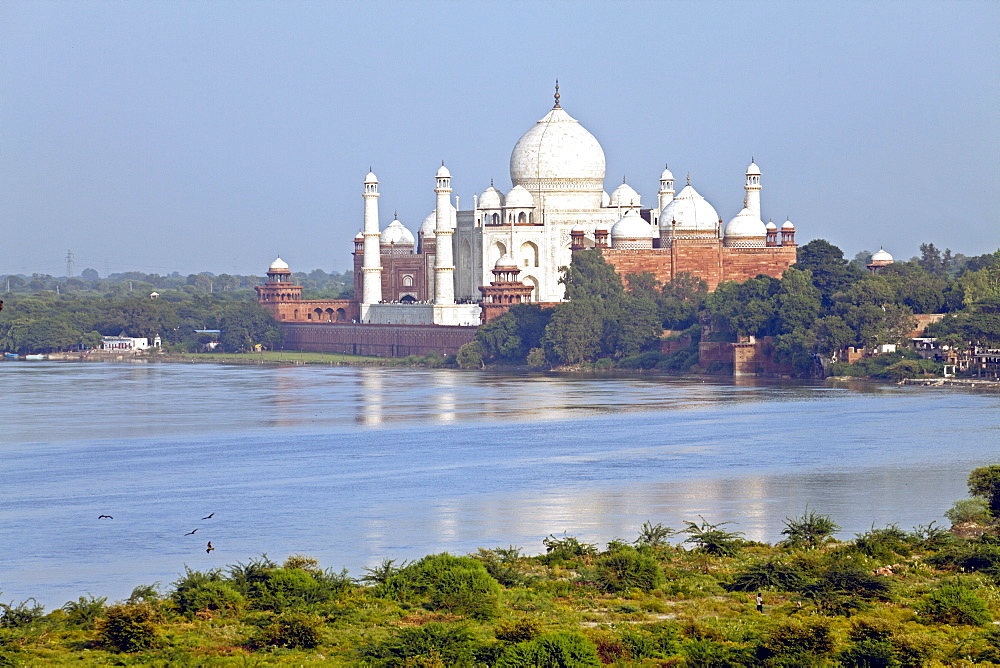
[658,165,675,212]
[361,169,383,310]
[433,163,455,305]
[745,159,761,220]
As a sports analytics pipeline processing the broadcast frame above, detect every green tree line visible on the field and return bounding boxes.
[0,293,282,354]
[460,242,1000,376]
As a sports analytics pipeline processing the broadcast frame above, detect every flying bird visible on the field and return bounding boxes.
[201,513,214,520]
[206,541,214,554]
[98,515,113,519]
[184,528,198,536]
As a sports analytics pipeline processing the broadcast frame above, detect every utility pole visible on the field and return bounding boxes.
[65,250,75,278]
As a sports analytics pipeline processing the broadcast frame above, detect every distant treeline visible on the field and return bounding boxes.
[0,267,353,299]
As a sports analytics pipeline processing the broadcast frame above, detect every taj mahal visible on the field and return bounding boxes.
[258,85,798,330]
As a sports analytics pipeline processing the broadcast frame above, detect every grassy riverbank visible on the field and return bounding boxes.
[7,517,1000,665]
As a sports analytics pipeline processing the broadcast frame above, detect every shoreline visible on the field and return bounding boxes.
[18,351,1000,389]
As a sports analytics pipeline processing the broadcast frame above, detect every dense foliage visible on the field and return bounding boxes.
[9,480,1000,665]
[0,292,283,354]
[465,242,1000,377]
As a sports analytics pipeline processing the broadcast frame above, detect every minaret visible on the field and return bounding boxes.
[433,163,455,305]
[658,165,675,212]
[361,169,383,309]
[745,159,761,220]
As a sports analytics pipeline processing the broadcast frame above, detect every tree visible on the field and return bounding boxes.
[657,272,708,329]
[968,465,1000,517]
[542,299,603,365]
[780,510,840,548]
[796,239,864,306]
[559,248,623,302]
[218,302,283,352]
[475,304,551,363]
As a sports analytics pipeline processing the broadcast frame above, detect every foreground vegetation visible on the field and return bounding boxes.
[7,469,1000,665]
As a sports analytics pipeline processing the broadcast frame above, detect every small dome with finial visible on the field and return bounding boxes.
[479,184,503,209]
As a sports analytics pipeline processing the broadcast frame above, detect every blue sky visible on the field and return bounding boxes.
[1,1,997,276]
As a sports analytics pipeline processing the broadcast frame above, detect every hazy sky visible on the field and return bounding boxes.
[2,1,998,277]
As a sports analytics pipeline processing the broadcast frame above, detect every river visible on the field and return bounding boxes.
[1,361,998,608]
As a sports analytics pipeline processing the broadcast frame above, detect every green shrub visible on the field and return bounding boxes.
[495,631,600,667]
[780,510,840,549]
[249,610,324,649]
[800,562,892,615]
[359,622,479,666]
[839,638,898,667]
[682,637,748,667]
[95,602,160,652]
[853,524,913,560]
[683,516,745,556]
[945,498,992,525]
[756,618,834,663]
[539,533,598,564]
[727,560,806,592]
[526,347,548,369]
[61,595,107,629]
[594,547,663,592]
[382,553,501,620]
[174,580,246,617]
[494,617,542,643]
[918,582,992,626]
[634,521,674,547]
[0,599,44,629]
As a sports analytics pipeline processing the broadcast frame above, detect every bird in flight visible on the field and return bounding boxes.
[206,541,215,554]
[98,515,113,519]
[202,513,214,520]
[184,528,198,536]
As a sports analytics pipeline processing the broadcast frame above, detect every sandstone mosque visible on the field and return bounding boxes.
[257,85,799,354]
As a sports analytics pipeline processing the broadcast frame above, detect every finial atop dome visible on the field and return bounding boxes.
[393,210,398,219]
[686,173,691,185]
[490,178,494,187]
[553,79,560,109]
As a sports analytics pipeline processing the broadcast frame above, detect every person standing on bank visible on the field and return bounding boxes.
[756,593,764,613]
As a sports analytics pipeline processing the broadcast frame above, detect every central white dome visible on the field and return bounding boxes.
[509,105,605,191]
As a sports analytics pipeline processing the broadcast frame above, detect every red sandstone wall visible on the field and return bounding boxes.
[268,300,359,323]
[604,244,795,290]
[720,247,797,284]
[281,322,476,357]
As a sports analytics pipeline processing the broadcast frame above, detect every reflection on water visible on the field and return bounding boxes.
[0,361,998,608]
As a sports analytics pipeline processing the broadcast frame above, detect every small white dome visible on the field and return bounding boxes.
[269,257,289,271]
[611,209,655,239]
[505,184,535,208]
[746,161,761,176]
[479,186,503,209]
[660,166,674,182]
[601,191,611,207]
[419,204,457,238]
[659,184,721,232]
[765,220,777,231]
[354,231,364,240]
[609,182,641,208]
[571,223,585,232]
[381,218,415,246]
[494,253,519,271]
[364,171,378,184]
[436,164,451,178]
[725,207,768,238]
[871,248,894,264]
[782,218,795,230]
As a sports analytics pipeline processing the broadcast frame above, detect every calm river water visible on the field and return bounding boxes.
[1,361,998,608]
